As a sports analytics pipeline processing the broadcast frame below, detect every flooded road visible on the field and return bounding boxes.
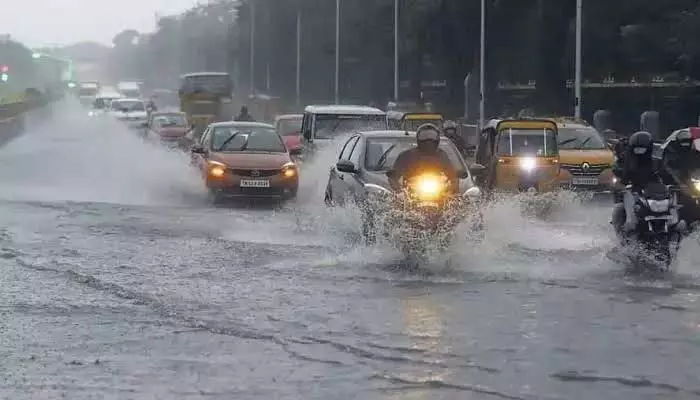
[2,101,700,399]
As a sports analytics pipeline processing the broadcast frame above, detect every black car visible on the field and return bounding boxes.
[323,130,485,206]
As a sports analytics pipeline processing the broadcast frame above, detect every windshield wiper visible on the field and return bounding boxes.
[577,136,593,149]
[375,144,397,170]
[558,138,578,146]
[216,132,242,151]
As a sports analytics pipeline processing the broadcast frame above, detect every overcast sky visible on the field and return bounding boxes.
[2,0,198,47]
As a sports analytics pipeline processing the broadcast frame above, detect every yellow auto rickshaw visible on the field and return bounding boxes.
[477,119,560,193]
[386,111,444,131]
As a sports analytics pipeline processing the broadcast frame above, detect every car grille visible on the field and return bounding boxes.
[229,169,280,177]
[561,163,609,176]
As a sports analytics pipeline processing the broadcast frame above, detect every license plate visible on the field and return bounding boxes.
[572,177,599,185]
[240,180,270,188]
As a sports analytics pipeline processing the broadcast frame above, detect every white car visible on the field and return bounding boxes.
[108,98,149,128]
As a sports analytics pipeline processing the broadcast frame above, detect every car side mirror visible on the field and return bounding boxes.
[458,170,470,179]
[191,145,206,154]
[469,163,486,176]
[289,147,303,155]
[336,160,356,173]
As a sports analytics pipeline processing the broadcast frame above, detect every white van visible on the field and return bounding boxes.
[301,105,387,144]
[117,81,142,99]
[89,87,123,116]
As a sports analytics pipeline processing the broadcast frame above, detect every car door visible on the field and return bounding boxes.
[329,135,359,204]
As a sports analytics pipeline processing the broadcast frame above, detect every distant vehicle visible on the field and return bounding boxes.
[78,81,100,105]
[190,121,299,202]
[179,72,233,138]
[88,87,122,117]
[145,111,190,149]
[108,98,148,129]
[301,105,387,146]
[274,114,303,155]
[117,81,142,99]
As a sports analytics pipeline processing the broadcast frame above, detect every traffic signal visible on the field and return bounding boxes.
[0,65,7,73]
[0,65,8,82]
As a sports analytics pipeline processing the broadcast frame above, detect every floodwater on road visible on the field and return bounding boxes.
[1,100,700,399]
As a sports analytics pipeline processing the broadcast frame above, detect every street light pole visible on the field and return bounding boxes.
[393,0,399,102]
[250,1,256,95]
[479,0,486,130]
[334,0,340,104]
[574,0,582,119]
[296,8,302,107]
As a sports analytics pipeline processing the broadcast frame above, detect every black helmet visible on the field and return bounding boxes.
[677,129,692,149]
[628,131,653,156]
[443,120,457,133]
[416,123,441,145]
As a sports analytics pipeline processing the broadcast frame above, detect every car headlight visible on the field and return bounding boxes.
[692,178,700,192]
[410,173,446,201]
[647,199,670,212]
[519,157,536,172]
[281,162,297,178]
[208,161,226,177]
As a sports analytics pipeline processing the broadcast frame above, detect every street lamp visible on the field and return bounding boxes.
[393,0,399,102]
[334,0,340,104]
[296,7,302,106]
[574,0,582,119]
[479,0,486,130]
[249,0,256,95]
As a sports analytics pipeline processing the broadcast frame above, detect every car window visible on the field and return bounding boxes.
[348,137,363,166]
[278,118,302,136]
[111,100,145,111]
[211,126,286,152]
[314,114,386,139]
[200,128,211,147]
[339,136,359,160]
[364,137,466,172]
[154,114,186,127]
[557,126,607,150]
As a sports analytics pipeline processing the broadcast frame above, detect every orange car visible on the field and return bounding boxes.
[549,118,616,195]
[190,121,299,202]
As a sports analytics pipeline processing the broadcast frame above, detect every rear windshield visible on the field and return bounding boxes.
[277,118,302,136]
[557,126,607,150]
[496,128,558,157]
[314,114,387,139]
[364,137,465,172]
[211,126,285,153]
[154,114,187,127]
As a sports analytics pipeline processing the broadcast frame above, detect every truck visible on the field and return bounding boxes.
[117,81,142,99]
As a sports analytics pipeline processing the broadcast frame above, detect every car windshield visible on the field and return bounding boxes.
[278,118,302,136]
[315,114,386,139]
[112,100,145,111]
[364,137,466,173]
[557,126,607,150]
[154,115,186,127]
[402,118,443,131]
[211,126,285,152]
[497,128,558,156]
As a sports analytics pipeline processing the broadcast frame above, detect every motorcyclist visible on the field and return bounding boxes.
[442,120,468,156]
[234,105,255,122]
[660,129,700,226]
[388,123,460,195]
[661,129,700,185]
[612,131,663,232]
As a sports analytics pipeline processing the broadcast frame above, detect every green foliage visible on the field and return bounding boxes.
[110,0,700,116]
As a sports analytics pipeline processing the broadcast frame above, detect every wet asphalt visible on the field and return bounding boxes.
[1,100,700,399]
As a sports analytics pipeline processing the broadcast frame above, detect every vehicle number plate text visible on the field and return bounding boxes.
[572,177,599,185]
[240,180,270,188]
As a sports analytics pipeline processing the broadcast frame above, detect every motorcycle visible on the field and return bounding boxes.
[612,182,683,272]
[374,172,476,259]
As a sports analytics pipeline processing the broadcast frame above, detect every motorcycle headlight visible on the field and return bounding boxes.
[410,174,446,201]
[647,199,670,212]
[208,161,227,178]
[519,157,536,172]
